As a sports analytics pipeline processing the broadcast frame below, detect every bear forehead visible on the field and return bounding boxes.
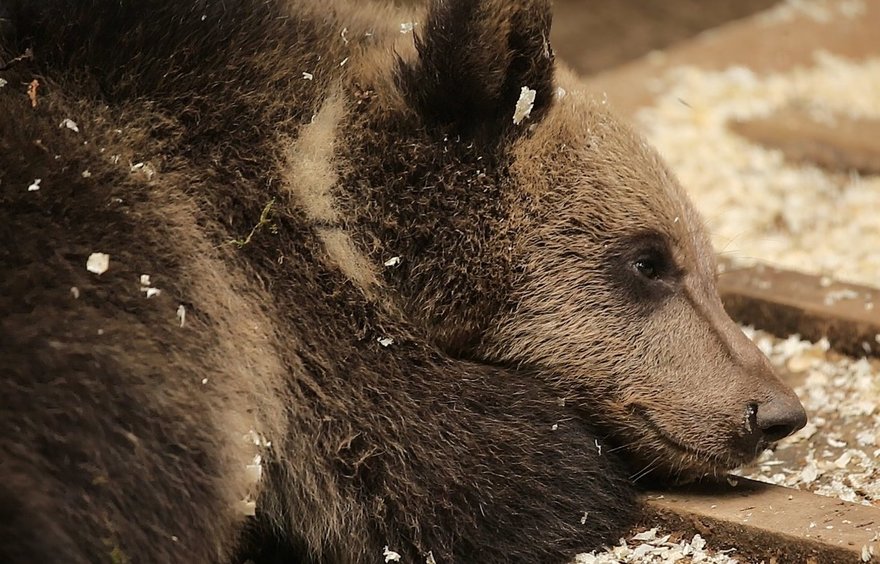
[505,95,714,275]
[515,99,698,228]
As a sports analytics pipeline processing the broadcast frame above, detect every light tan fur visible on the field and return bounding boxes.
[283,93,346,224]
[318,228,381,291]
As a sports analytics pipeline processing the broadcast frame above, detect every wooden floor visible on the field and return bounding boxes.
[550,0,778,76]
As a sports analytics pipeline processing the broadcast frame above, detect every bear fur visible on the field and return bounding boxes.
[0,0,804,562]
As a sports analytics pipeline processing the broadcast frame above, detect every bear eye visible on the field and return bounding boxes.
[604,231,681,303]
[629,242,678,285]
[634,257,662,280]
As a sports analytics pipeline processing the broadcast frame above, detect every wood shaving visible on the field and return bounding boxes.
[27,79,39,108]
[59,118,80,133]
[513,86,537,125]
[246,429,271,449]
[129,162,156,180]
[86,252,110,275]
[383,546,402,562]
[0,48,33,73]
[246,454,263,483]
[239,499,256,516]
[139,274,161,298]
[575,531,737,563]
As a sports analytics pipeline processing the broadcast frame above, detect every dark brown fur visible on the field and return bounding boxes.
[0,1,804,562]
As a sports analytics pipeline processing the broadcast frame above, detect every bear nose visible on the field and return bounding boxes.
[754,395,808,443]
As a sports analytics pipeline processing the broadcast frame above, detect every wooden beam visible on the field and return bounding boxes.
[718,261,880,358]
[642,478,880,563]
[730,107,880,176]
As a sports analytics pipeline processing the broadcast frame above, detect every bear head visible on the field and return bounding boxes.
[346,0,806,483]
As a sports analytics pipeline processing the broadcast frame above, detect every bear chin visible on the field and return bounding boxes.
[619,414,766,484]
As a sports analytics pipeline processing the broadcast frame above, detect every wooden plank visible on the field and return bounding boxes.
[642,478,880,563]
[730,107,880,175]
[550,0,778,76]
[718,261,880,357]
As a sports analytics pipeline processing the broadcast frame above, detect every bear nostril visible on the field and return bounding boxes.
[755,395,808,443]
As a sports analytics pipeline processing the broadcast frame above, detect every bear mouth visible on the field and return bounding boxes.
[631,408,753,476]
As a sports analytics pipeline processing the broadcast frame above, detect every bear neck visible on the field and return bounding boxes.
[327,99,521,356]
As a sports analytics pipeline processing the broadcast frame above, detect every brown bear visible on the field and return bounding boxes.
[0,0,806,562]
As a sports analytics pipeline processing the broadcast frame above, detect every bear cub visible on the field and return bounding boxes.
[0,0,805,562]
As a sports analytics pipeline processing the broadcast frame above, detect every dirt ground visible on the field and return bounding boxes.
[550,0,780,76]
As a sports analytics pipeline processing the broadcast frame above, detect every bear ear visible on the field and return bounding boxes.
[397,0,555,139]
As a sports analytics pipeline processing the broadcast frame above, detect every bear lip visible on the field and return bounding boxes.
[631,407,753,473]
